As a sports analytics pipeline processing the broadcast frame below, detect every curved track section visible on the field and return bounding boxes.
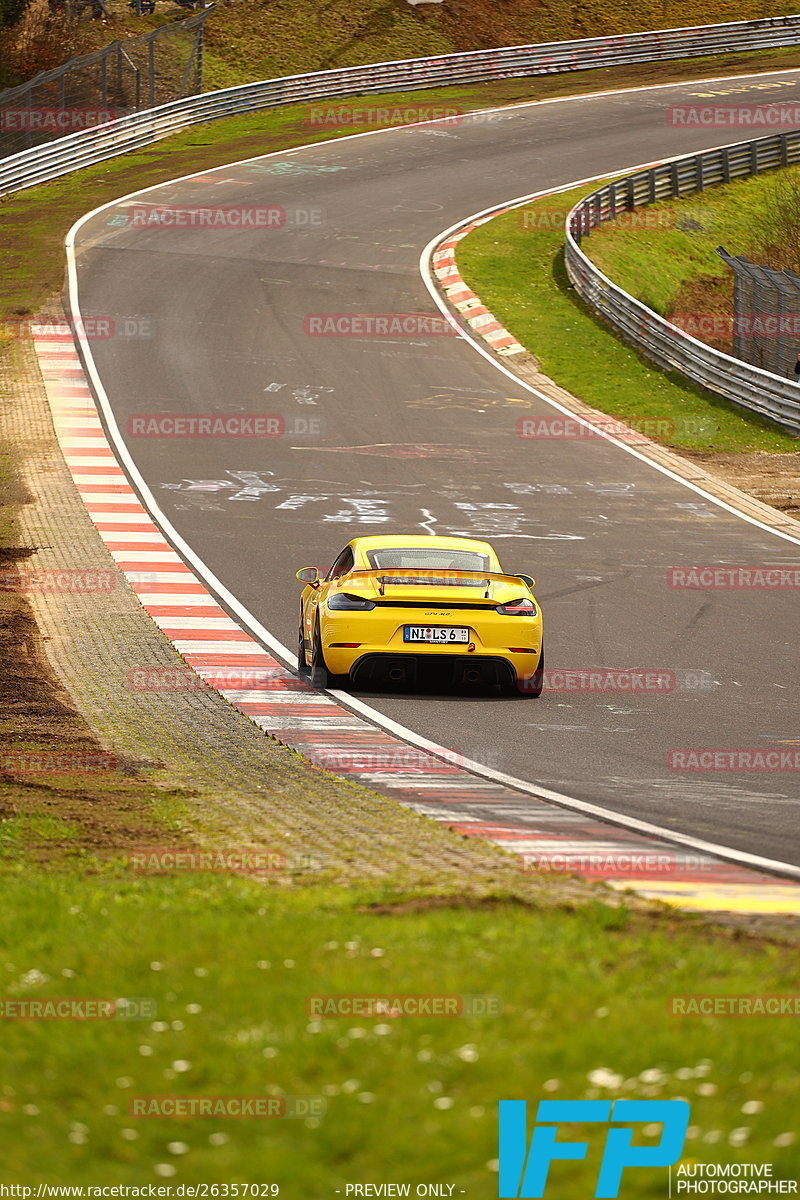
[66,71,800,881]
[35,325,800,911]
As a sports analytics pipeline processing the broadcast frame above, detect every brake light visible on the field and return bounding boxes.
[496,597,537,616]
[328,592,376,611]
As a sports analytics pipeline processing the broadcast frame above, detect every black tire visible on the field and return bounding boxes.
[310,620,351,689]
[310,624,330,688]
[520,642,545,697]
[297,613,310,675]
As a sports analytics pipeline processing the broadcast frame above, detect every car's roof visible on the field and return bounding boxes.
[348,534,495,554]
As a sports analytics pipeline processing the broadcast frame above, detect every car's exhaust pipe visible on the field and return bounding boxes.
[464,668,482,684]
[388,666,405,682]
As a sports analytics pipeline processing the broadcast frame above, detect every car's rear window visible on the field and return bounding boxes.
[367,548,490,571]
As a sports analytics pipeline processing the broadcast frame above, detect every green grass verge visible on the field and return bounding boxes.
[581,164,800,313]
[1,864,799,1186]
[456,187,799,452]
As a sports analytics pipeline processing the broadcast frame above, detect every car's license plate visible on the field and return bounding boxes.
[403,625,469,644]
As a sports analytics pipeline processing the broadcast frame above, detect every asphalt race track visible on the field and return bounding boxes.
[69,70,800,867]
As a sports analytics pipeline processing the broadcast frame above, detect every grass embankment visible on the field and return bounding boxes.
[202,0,800,88]
[1,863,799,1186]
[456,186,799,453]
[582,164,800,349]
[4,0,798,93]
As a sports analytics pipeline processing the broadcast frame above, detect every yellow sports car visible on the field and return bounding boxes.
[296,534,544,695]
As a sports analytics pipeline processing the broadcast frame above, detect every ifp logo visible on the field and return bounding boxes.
[498,1099,690,1198]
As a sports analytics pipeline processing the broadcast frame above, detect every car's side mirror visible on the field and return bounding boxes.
[517,573,536,590]
[296,567,320,587]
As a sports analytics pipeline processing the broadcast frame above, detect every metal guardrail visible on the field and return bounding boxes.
[565,132,800,434]
[3,13,800,195]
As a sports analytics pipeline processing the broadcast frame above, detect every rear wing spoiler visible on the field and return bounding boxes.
[343,568,532,595]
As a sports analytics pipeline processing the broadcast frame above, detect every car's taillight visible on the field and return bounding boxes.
[496,597,537,616]
[328,592,376,611]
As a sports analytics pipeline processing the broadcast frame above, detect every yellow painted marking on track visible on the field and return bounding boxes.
[688,80,798,96]
[609,881,800,914]
[409,394,532,410]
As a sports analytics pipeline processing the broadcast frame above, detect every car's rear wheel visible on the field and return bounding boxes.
[310,621,347,689]
[519,642,545,697]
[297,612,310,675]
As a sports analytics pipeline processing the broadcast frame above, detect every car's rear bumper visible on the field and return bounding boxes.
[349,652,520,687]
[319,608,541,680]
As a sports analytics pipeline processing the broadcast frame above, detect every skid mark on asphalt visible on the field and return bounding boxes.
[33,326,800,916]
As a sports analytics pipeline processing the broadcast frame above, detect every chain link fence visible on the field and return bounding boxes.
[716,245,800,378]
[0,4,210,157]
